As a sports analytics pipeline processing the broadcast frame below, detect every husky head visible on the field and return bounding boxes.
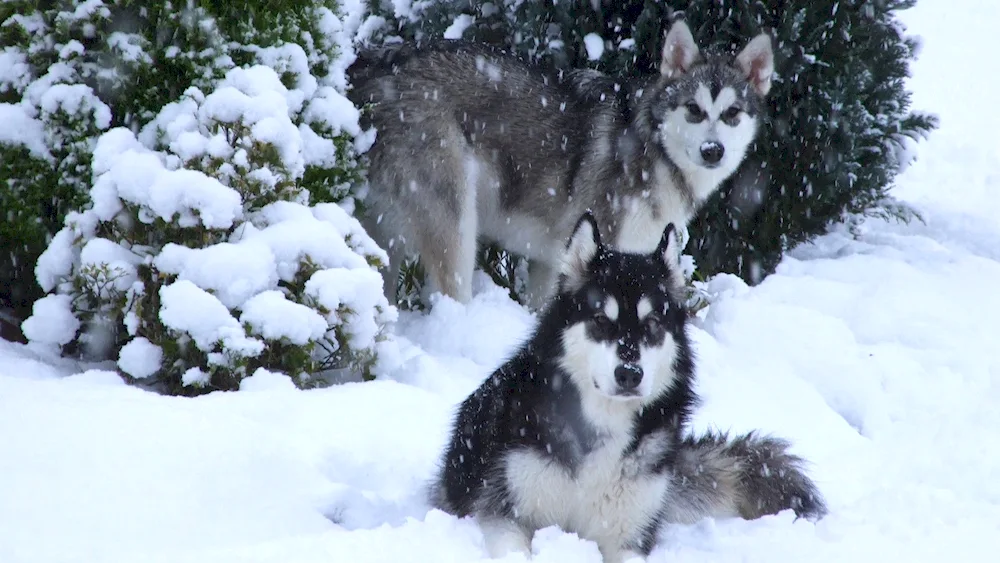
[648,20,774,195]
[554,212,689,402]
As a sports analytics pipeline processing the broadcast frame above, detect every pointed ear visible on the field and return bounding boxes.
[559,211,601,290]
[660,20,700,78]
[655,222,678,265]
[654,222,686,290]
[735,33,774,96]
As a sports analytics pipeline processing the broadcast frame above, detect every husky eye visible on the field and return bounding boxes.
[685,102,706,122]
[722,106,742,122]
[590,314,615,335]
[643,316,666,343]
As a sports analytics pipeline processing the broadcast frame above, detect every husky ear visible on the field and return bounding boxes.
[654,222,686,290]
[655,222,678,265]
[735,33,774,96]
[560,211,602,290]
[660,20,700,78]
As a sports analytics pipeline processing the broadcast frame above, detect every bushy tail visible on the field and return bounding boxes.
[663,431,827,525]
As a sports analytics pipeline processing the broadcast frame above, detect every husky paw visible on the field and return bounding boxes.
[479,516,532,559]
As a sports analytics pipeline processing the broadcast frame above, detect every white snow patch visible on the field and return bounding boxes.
[444,14,475,39]
[158,280,264,357]
[20,294,80,348]
[154,242,278,310]
[0,102,52,160]
[117,337,163,379]
[239,290,328,346]
[239,367,298,392]
[583,33,605,61]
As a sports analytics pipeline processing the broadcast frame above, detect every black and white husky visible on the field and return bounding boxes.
[429,213,826,562]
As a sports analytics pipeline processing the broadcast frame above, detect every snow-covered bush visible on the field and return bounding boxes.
[0,1,117,334]
[16,1,396,393]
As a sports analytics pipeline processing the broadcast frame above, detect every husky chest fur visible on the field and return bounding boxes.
[349,20,775,308]
[430,214,828,562]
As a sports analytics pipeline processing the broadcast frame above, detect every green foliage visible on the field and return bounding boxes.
[367,0,937,289]
[12,0,390,394]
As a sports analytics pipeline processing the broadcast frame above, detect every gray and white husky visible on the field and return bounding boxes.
[348,20,774,308]
[429,214,826,563]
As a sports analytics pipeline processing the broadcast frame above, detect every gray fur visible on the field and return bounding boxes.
[348,21,774,308]
[665,431,828,525]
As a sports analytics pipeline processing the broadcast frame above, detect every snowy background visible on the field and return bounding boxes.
[2,0,999,561]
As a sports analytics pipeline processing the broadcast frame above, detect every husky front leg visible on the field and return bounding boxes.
[409,141,480,305]
[477,515,533,559]
[417,183,478,305]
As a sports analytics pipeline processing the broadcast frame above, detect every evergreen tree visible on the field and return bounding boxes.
[365,0,937,287]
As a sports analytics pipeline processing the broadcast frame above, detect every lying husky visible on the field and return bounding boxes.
[429,214,826,562]
[348,20,774,308]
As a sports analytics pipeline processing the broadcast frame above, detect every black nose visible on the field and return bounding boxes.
[700,142,724,164]
[614,364,643,391]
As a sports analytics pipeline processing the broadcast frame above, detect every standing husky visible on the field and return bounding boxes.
[348,20,774,308]
[429,214,826,563]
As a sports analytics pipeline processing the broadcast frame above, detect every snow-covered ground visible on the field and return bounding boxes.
[2,1,999,561]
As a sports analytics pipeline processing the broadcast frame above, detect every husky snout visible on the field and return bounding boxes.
[614,363,644,393]
[699,141,724,166]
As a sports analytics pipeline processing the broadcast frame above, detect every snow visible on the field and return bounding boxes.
[0,102,52,160]
[158,279,265,358]
[583,33,605,61]
[117,337,163,379]
[37,82,112,129]
[78,237,141,296]
[3,2,1000,563]
[240,290,329,346]
[305,267,396,351]
[89,127,244,229]
[19,294,80,350]
[154,242,279,310]
[443,14,476,40]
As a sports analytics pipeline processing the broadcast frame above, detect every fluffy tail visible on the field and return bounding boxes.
[663,431,827,525]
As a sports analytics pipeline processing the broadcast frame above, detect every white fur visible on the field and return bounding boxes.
[637,297,653,321]
[694,84,738,120]
[614,163,690,254]
[603,296,620,321]
[503,427,672,563]
[560,323,625,404]
[638,340,678,400]
[657,87,759,201]
[479,516,532,559]
[559,320,679,406]
[452,154,481,303]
